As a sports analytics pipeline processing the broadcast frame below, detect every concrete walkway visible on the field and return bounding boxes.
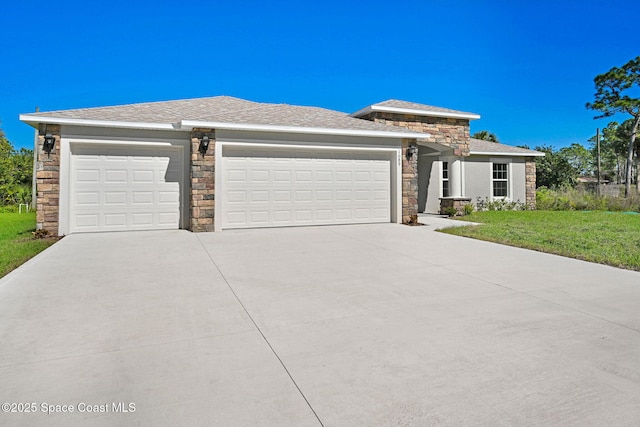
[417,213,479,230]
[1,224,639,426]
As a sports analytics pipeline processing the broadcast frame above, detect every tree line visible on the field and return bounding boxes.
[530,129,638,190]
[473,129,626,189]
[539,56,639,192]
[475,56,639,194]
[0,127,33,206]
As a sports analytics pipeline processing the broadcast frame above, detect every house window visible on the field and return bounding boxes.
[442,161,449,197]
[493,163,508,197]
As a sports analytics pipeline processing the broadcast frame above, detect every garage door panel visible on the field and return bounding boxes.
[159,190,179,204]
[76,214,98,228]
[250,211,269,223]
[133,213,153,225]
[105,191,127,205]
[274,190,291,202]
[221,146,390,229]
[158,212,179,225]
[77,170,100,183]
[76,192,99,205]
[250,191,269,202]
[105,213,127,227]
[274,170,292,182]
[373,208,388,218]
[105,170,127,183]
[70,144,182,233]
[133,170,154,183]
[226,211,247,224]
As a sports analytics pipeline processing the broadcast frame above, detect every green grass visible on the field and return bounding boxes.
[0,212,58,278]
[440,211,640,271]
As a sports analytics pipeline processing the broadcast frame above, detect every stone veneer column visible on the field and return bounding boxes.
[35,124,61,235]
[361,112,471,218]
[525,157,537,209]
[190,129,215,232]
[402,140,418,223]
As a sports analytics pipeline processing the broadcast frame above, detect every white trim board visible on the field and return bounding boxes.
[20,115,429,140]
[352,105,480,120]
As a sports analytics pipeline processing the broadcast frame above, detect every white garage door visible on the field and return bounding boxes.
[220,146,391,229]
[69,144,183,233]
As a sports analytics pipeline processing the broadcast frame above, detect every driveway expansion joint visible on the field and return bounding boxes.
[196,235,325,427]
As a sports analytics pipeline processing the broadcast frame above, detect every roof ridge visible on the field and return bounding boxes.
[20,96,432,137]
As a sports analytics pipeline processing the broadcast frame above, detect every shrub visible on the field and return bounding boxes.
[535,186,640,212]
[0,184,32,207]
[463,204,475,216]
[0,205,18,213]
[32,229,50,239]
[476,197,527,212]
[444,207,458,217]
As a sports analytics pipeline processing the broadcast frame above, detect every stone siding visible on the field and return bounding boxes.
[35,124,61,235]
[402,140,418,223]
[360,111,471,217]
[361,112,470,156]
[190,129,215,232]
[525,158,536,209]
[439,197,472,216]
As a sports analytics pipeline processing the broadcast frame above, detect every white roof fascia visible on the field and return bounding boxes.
[18,115,430,139]
[179,120,429,139]
[470,150,545,157]
[351,105,481,121]
[19,115,177,131]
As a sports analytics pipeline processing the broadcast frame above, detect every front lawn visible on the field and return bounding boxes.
[0,212,58,278]
[440,211,640,271]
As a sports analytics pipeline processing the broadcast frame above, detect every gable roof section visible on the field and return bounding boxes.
[20,96,429,139]
[469,138,544,157]
[352,99,481,120]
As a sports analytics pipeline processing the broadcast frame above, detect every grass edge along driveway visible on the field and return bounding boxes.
[440,210,640,271]
[0,212,58,278]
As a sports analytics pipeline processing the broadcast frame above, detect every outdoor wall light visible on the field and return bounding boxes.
[199,135,210,155]
[43,134,55,156]
[406,145,418,160]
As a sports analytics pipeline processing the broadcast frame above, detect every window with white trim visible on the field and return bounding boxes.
[442,161,449,197]
[492,162,508,197]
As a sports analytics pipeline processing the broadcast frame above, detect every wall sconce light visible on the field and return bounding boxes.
[406,145,418,160]
[43,134,55,157]
[199,135,210,155]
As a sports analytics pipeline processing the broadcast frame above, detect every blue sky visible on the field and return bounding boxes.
[1,0,637,150]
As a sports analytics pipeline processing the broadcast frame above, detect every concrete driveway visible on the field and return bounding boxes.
[1,223,640,426]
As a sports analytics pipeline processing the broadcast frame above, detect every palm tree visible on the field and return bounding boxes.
[472,130,499,143]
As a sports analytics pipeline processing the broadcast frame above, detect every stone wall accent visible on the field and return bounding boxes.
[361,112,471,156]
[439,197,472,216]
[190,129,215,232]
[525,157,537,209]
[402,140,418,223]
[35,124,61,235]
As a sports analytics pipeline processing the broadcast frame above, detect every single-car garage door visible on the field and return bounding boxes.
[220,146,391,229]
[69,144,183,233]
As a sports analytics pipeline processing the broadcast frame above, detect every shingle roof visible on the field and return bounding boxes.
[352,99,481,120]
[469,138,544,156]
[22,96,425,135]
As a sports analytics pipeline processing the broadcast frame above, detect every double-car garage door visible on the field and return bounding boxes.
[219,146,391,229]
[68,143,392,233]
